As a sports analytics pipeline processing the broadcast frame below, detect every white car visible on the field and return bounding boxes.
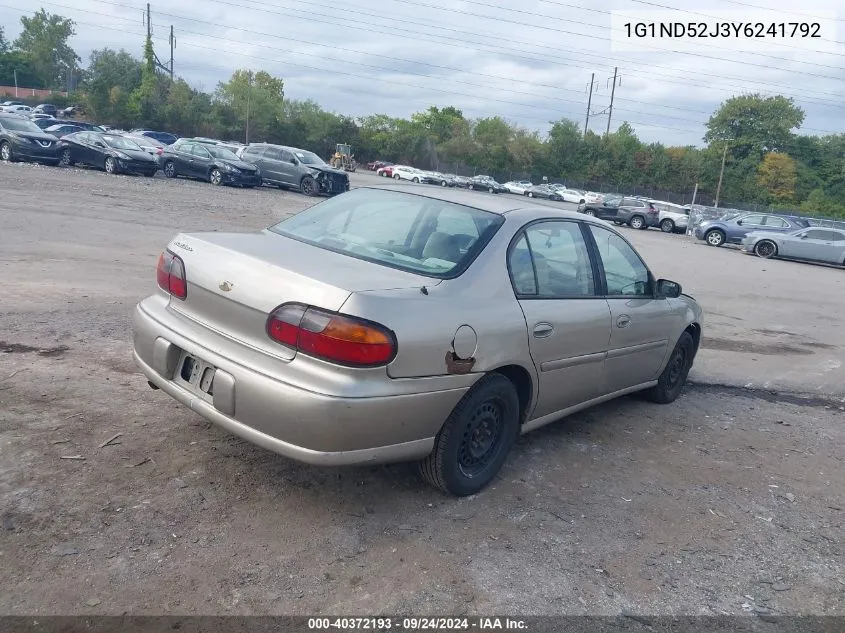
[503,180,533,195]
[651,201,690,234]
[392,166,425,182]
[2,105,32,115]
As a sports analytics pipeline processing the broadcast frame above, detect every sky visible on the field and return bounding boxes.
[0,0,843,146]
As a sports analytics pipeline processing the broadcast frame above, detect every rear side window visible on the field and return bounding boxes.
[764,216,789,228]
[243,146,266,159]
[270,188,503,278]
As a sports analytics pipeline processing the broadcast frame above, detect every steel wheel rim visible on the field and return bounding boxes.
[458,399,504,478]
[666,345,687,388]
[756,241,775,258]
[632,217,643,229]
[210,170,221,185]
[707,231,723,246]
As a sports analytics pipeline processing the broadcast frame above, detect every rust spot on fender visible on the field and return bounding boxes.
[445,351,475,374]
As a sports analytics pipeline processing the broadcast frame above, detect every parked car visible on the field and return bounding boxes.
[617,199,659,229]
[2,104,32,115]
[451,175,472,188]
[376,164,397,178]
[579,194,622,217]
[467,176,508,193]
[0,113,61,165]
[694,212,810,247]
[34,119,106,133]
[123,134,165,165]
[58,131,159,176]
[44,124,85,139]
[525,184,564,201]
[33,104,57,116]
[130,129,179,145]
[238,143,348,195]
[556,188,599,205]
[29,113,55,121]
[367,160,392,171]
[503,180,533,195]
[1,100,24,107]
[132,185,702,496]
[391,165,426,182]
[742,227,845,265]
[418,171,455,187]
[161,140,261,187]
[652,202,690,234]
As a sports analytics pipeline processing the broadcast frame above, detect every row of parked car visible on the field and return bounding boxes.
[0,111,351,196]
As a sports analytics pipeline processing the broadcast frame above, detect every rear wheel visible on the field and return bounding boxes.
[643,332,694,404]
[441,180,447,187]
[0,141,11,162]
[630,215,646,230]
[583,209,594,216]
[163,160,176,178]
[488,187,494,193]
[60,148,72,166]
[754,239,777,259]
[412,177,420,183]
[705,229,725,247]
[419,373,520,496]
[660,219,675,233]
[393,173,401,180]
[527,191,534,198]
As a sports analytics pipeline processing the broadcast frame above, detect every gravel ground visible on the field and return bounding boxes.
[1,162,843,617]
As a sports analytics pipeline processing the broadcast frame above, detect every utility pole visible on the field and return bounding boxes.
[245,76,252,145]
[169,25,175,79]
[14,69,18,98]
[714,143,728,208]
[687,182,698,235]
[146,3,151,39]
[606,67,618,135]
[584,73,595,136]
[690,182,698,207]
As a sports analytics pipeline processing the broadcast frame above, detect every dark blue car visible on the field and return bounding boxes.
[131,129,179,145]
[694,212,809,247]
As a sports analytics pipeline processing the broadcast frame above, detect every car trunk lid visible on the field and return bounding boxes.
[164,231,435,360]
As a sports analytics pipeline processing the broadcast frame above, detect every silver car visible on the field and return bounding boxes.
[132,186,703,495]
[742,227,845,265]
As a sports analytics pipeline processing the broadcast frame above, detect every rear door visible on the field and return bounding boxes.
[586,224,674,390]
[188,143,213,178]
[170,142,196,175]
[509,220,612,418]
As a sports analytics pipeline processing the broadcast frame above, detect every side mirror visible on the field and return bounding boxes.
[736,220,743,225]
[656,279,682,298]
[290,158,298,165]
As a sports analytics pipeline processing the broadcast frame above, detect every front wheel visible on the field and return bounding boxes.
[630,215,646,230]
[418,373,520,496]
[468,184,474,191]
[209,168,223,186]
[0,141,11,162]
[754,239,777,259]
[60,148,72,166]
[441,180,447,187]
[643,332,694,404]
[412,177,420,183]
[393,174,401,180]
[527,192,534,198]
[660,219,675,233]
[488,187,494,193]
[104,156,118,174]
[300,175,319,196]
[583,209,594,216]
[163,161,176,178]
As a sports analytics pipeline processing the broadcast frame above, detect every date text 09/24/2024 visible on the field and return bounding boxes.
[307,617,528,630]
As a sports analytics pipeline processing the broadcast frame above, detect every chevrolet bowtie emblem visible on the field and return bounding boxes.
[219,281,233,292]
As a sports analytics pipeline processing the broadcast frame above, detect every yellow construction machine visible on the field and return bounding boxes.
[330,143,357,172]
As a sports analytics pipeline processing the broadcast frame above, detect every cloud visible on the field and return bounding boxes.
[1,0,842,145]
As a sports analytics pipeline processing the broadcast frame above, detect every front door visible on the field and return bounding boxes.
[586,224,674,390]
[188,144,213,178]
[783,228,839,262]
[509,220,612,418]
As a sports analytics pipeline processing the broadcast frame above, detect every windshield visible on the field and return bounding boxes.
[0,117,42,133]
[208,146,240,160]
[269,188,504,278]
[103,136,142,150]
[295,150,324,165]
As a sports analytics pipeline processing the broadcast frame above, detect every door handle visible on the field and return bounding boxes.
[533,323,554,338]
[616,314,631,328]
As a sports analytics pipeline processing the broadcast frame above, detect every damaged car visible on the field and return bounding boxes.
[239,143,350,196]
[133,185,702,496]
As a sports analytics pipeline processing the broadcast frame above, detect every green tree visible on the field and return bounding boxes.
[82,48,142,124]
[704,94,804,160]
[0,51,41,87]
[13,9,79,89]
[757,152,797,202]
[127,35,161,126]
[215,69,284,143]
[0,26,8,53]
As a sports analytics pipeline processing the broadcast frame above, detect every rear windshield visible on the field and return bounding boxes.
[269,188,504,278]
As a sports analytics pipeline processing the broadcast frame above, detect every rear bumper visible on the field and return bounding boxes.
[132,298,470,465]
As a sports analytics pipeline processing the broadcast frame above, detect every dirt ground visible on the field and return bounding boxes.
[1,162,843,617]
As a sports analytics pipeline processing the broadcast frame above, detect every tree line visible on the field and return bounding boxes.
[1,10,843,216]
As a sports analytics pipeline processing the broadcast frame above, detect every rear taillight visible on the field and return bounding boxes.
[156,147,163,155]
[156,250,187,299]
[267,303,396,367]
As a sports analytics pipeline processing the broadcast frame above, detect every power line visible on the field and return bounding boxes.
[709,0,845,22]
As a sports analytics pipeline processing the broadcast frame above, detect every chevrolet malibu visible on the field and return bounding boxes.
[133,186,703,495]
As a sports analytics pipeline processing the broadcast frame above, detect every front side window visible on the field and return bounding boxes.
[269,188,504,278]
[588,225,651,296]
[511,221,596,298]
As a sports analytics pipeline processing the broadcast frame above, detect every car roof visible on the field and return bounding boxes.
[357,183,589,218]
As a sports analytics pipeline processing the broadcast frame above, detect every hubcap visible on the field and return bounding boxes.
[458,400,503,477]
[632,217,643,228]
[165,163,174,177]
[105,158,114,173]
[662,221,673,232]
[211,170,221,184]
[666,346,687,388]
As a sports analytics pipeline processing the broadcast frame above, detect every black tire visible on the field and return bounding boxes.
[393,173,401,180]
[468,184,474,191]
[412,177,420,183]
[704,229,725,247]
[300,175,319,196]
[418,373,520,496]
[441,180,447,187]
[163,160,177,178]
[104,156,118,174]
[209,168,223,186]
[754,239,778,259]
[59,148,72,167]
[0,140,12,162]
[660,219,675,233]
[630,215,646,230]
[583,209,594,216]
[488,187,494,193]
[527,191,534,198]
[643,331,694,404]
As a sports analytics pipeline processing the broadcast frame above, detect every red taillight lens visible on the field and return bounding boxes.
[267,303,396,367]
[156,250,187,299]
[156,147,163,155]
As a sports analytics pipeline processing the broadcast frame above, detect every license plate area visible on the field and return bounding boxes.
[176,352,216,401]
